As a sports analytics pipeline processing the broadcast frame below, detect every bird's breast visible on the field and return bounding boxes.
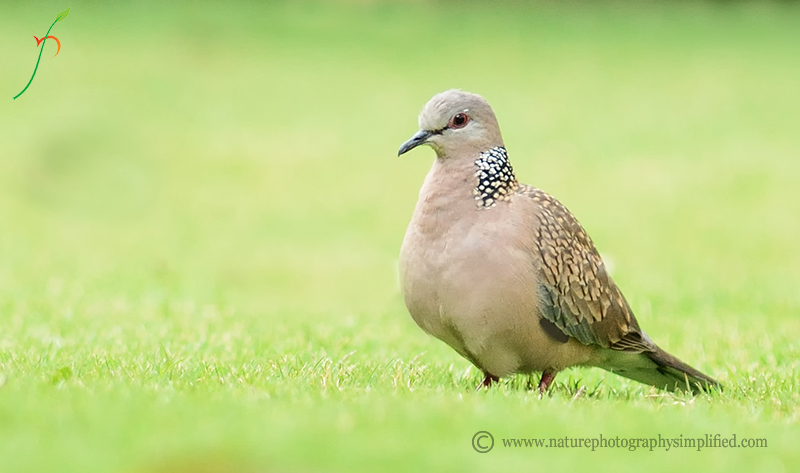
[399,203,541,351]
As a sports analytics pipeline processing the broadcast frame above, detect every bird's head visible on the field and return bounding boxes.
[398,90,504,159]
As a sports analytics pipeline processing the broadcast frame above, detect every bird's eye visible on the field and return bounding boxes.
[449,113,470,129]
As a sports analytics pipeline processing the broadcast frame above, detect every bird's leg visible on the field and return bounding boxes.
[537,370,557,394]
[476,372,500,391]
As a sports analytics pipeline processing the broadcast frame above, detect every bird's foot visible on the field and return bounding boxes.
[537,370,557,396]
[476,372,500,391]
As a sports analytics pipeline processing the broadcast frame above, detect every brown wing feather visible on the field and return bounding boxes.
[517,185,652,353]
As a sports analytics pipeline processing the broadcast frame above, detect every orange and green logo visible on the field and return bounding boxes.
[13,7,70,100]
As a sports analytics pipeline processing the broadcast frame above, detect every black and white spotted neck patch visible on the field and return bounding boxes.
[473,146,519,208]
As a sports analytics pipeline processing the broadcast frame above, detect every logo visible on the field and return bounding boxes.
[13,7,70,100]
[472,431,495,453]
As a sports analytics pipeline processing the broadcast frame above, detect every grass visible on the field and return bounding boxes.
[1,1,800,471]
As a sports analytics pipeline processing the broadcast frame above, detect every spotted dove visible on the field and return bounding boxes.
[397,89,719,394]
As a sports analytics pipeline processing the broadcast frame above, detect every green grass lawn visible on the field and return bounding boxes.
[1,1,799,471]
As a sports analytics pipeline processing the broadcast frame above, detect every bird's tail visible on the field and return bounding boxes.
[600,346,721,394]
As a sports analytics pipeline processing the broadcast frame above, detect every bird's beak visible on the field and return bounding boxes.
[398,130,434,156]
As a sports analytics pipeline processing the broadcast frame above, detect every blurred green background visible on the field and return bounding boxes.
[1,1,799,472]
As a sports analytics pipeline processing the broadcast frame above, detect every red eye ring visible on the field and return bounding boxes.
[449,112,470,129]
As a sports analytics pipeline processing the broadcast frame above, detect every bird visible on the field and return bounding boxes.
[397,89,720,394]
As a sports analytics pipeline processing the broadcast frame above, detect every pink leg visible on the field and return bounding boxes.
[476,372,500,391]
[537,370,557,394]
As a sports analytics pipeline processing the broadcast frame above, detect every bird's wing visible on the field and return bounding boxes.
[517,185,653,353]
